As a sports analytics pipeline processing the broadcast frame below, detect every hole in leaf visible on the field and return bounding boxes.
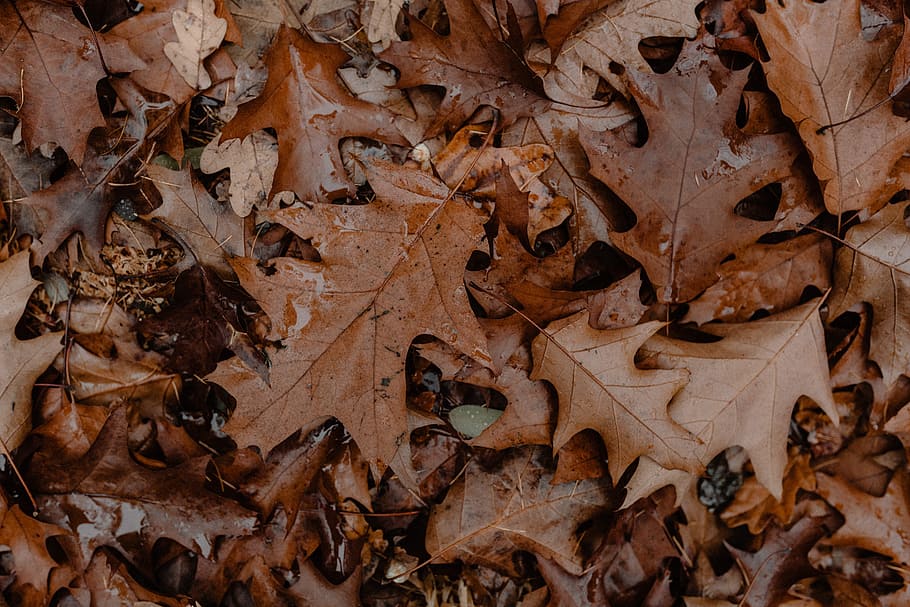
[638,37,685,73]
[734,182,782,221]
[466,250,491,271]
[573,241,636,290]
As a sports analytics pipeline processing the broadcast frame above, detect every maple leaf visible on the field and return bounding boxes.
[628,301,837,501]
[580,39,807,303]
[540,0,699,102]
[28,406,258,568]
[220,25,408,202]
[0,251,62,451]
[424,446,612,576]
[380,0,548,135]
[209,161,490,474]
[143,164,247,277]
[830,201,910,388]
[752,0,910,214]
[530,313,697,483]
[0,1,143,164]
[684,233,833,325]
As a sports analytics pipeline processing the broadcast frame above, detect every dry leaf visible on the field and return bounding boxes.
[200,131,281,217]
[164,0,228,89]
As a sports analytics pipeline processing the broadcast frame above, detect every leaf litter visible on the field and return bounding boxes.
[0,0,910,605]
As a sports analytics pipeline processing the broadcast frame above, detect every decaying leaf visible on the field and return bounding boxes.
[830,201,910,388]
[0,251,62,450]
[200,131,281,217]
[163,0,228,89]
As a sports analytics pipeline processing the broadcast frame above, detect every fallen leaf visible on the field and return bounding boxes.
[200,131,280,217]
[163,0,228,89]
[580,38,808,302]
[530,312,697,483]
[380,0,548,135]
[752,0,910,213]
[220,26,408,202]
[628,301,837,501]
[830,202,910,389]
[0,251,62,450]
[684,233,833,325]
[424,446,612,576]
[0,1,143,164]
[210,161,490,474]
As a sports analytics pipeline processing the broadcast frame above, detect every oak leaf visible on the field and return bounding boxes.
[424,446,612,576]
[830,201,910,388]
[540,0,699,102]
[530,313,697,482]
[143,165,247,277]
[0,251,62,450]
[220,25,408,202]
[210,161,490,474]
[580,39,807,302]
[380,0,548,135]
[628,301,837,501]
[752,0,910,214]
[0,1,143,164]
[163,0,228,89]
[200,131,281,217]
[28,406,258,568]
[684,233,833,325]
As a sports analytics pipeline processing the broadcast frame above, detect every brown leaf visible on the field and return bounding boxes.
[28,406,258,568]
[0,1,143,164]
[0,251,62,450]
[210,161,490,475]
[628,301,837,501]
[425,446,613,576]
[684,233,833,325]
[139,264,269,381]
[221,26,408,202]
[830,201,910,389]
[380,0,548,135]
[753,0,910,213]
[580,39,808,303]
[143,165,248,278]
[531,313,696,483]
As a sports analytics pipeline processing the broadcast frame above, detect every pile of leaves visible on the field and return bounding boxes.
[2,0,910,604]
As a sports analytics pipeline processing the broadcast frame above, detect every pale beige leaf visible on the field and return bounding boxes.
[164,0,228,89]
[364,0,405,47]
[200,131,280,217]
[628,301,837,501]
[0,251,62,450]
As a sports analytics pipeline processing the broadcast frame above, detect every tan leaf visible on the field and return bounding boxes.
[530,313,697,481]
[209,161,490,473]
[164,0,228,89]
[424,445,612,576]
[200,131,281,217]
[0,251,62,450]
[830,201,910,388]
[0,495,69,603]
[753,0,910,213]
[628,301,837,501]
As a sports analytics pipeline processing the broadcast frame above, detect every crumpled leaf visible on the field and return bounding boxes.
[753,0,910,213]
[0,251,62,450]
[28,406,258,568]
[163,0,228,89]
[424,446,612,576]
[209,161,490,475]
[200,131,281,217]
[531,312,697,483]
[580,38,808,302]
